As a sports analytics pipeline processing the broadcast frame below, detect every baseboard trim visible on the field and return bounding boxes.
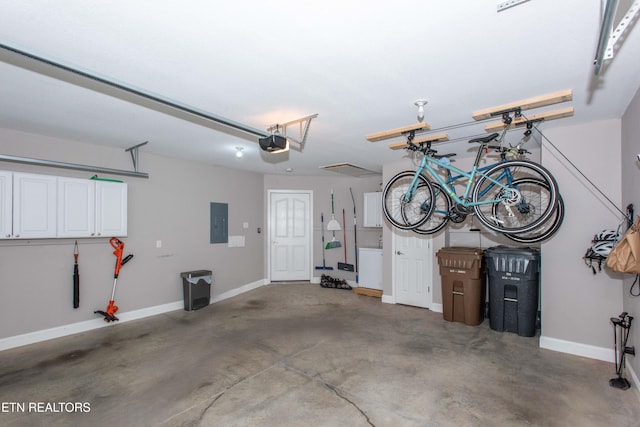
[381,295,395,304]
[0,278,269,352]
[430,303,443,313]
[539,335,614,363]
[210,278,268,303]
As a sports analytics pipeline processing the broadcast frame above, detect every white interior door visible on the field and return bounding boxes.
[269,191,312,281]
[393,229,432,308]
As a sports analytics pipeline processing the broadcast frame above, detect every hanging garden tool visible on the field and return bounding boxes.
[325,189,342,249]
[350,188,359,283]
[338,208,354,271]
[315,213,334,270]
[73,241,80,309]
[95,237,133,323]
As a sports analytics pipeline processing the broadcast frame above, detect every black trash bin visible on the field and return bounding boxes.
[180,270,212,311]
[436,247,485,326]
[485,246,540,337]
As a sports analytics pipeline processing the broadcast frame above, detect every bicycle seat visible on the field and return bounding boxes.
[468,133,500,144]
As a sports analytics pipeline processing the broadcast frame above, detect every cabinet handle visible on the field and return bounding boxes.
[91,233,95,236]
[15,234,19,238]
[5,234,10,238]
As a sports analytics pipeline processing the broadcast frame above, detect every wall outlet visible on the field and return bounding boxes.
[156,240,162,248]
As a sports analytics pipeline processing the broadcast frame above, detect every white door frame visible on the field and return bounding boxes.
[391,228,433,309]
[267,189,313,282]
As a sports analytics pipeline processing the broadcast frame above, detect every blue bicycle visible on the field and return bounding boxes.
[382,132,560,235]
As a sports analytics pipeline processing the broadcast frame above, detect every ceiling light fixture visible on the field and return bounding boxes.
[235,146,244,158]
[414,99,428,123]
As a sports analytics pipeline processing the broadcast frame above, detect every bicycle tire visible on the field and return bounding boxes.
[382,171,434,230]
[411,182,452,235]
[503,188,564,243]
[472,160,559,233]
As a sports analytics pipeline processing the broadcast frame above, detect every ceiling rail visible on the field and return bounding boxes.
[0,42,270,140]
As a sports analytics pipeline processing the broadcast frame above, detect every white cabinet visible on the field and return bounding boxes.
[58,177,127,238]
[363,192,383,227]
[12,172,57,238]
[359,248,383,290]
[95,180,127,237]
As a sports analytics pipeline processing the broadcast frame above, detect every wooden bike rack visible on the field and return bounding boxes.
[388,133,449,150]
[473,89,573,132]
[366,122,430,142]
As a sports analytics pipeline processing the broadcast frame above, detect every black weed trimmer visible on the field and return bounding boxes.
[609,312,635,390]
[95,237,133,323]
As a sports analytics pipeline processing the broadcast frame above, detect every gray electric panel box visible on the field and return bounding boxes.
[210,202,228,244]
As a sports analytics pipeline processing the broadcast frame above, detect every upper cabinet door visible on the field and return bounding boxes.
[0,171,12,239]
[96,181,127,237]
[363,192,383,227]
[57,177,96,238]
[13,172,57,238]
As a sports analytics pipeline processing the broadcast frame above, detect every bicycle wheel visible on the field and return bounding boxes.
[503,188,564,243]
[412,182,452,235]
[382,171,434,230]
[472,160,558,233]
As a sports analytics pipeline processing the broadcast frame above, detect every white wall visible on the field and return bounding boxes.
[621,86,640,375]
[541,119,624,359]
[0,128,265,342]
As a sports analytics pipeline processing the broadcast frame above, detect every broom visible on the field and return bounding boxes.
[326,189,342,249]
[337,208,354,271]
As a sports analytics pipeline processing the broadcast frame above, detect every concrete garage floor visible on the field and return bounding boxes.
[1,283,639,426]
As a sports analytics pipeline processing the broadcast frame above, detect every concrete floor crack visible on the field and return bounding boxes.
[325,382,375,427]
[283,363,374,427]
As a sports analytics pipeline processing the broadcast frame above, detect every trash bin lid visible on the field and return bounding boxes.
[484,246,539,275]
[436,247,484,270]
[180,270,212,279]
[436,246,484,256]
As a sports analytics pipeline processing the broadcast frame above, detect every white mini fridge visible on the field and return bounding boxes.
[359,248,383,290]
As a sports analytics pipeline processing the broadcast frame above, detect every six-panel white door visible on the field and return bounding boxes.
[393,229,432,308]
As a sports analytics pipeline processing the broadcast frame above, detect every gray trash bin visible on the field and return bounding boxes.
[485,246,540,337]
[180,270,212,311]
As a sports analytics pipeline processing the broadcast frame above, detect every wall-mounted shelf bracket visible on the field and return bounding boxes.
[266,114,318,152]
[125,141,148,173]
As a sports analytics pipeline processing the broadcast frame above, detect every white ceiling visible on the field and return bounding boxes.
[1,0,639,176]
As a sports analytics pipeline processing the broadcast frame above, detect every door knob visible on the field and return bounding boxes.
[396,251,403,255]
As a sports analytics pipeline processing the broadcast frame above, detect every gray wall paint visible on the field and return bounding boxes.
[0,128,264,339]
[621,85,640,376]
[541,119,623,349]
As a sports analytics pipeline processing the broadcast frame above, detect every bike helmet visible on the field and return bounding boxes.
[592,229,621,243]
[591,240,616,258]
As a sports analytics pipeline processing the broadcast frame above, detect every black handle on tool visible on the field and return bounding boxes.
[73,241,80,309]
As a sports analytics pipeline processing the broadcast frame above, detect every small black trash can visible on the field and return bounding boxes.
[485,246,540,337]
[180,270,212,311]
[436,247,485,326]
